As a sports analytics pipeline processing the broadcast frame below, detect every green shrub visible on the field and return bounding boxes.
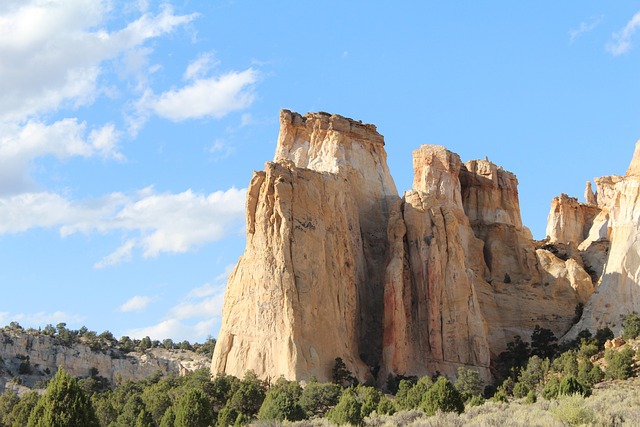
[512,381,529,399]
[159,407,175,427]
[454,366,483,402]
[376,395,396,415]
[326,388,362,426]
[517,355,549,392]
[174,389,213,427]
[355,385,382,419]
[542,376,560,400]
[491,388,508,403]
[395,376,431,410]
[257,378,305,422]
[558,376,590,397]
[605,347,635,380]
[525,390,537,404]
[595,327,614,349]
[332,358,356,387]
[622,312,640,340]
[551,350,578,377]
[577,358,603,387]
[552,395,595,426]
[420,376,464,416]
[466,394,485,407]
[26,367,99,427]
[530,325,558,359]
[298,381,341,417]
[225,371,266,419]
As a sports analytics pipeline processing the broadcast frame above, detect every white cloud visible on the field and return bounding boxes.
[11,311,85,327]
[140,68,259,122]
[124,264,233,341]
[94,239,135,269]
[126,318,215,342]
[183,51,218,81]
[569,16,603,43]
[119,295,156,312]
[0,187,246,265]
[206,138,235,160]
[607,11,640,55]
[169,287,225,320]
[0,119,123,194]
[0,1,198,121]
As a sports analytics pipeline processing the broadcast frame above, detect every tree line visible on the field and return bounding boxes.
[0,312,638,426]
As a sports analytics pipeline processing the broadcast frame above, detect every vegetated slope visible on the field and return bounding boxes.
[0,323,212,396]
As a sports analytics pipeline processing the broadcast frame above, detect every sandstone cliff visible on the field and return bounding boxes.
[0,329,209,395]
[212,111,399,382]
[382,146,491,381]
[212,110,602,384]
[560,140,640,336]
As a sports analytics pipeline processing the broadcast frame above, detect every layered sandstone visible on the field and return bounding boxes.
[546,193,601,245]
[212,111,399,382]
[567,140,640,334]
[212,110,602,384]
[382,146,491,381]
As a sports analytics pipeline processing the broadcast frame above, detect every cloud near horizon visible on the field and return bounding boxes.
[124,264,234,342]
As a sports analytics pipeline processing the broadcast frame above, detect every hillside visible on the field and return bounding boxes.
[0,323,211,396]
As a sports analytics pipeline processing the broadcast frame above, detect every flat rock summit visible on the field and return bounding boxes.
[211,110,640,384]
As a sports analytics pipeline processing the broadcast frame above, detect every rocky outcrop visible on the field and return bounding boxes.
[212,110,604,384]
[459,159,537,285]
[566,141,640,334]
[212,111,399,383]
[0,330,209,395]
[382,146,491,381]
[546,194,600,245]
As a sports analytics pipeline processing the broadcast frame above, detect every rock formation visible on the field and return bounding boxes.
[382,146,491,381]
[212,111,398,382]
[0,329,209,395]
[563,140,640,335]
[212,110,612,384]
[546,193,600,245]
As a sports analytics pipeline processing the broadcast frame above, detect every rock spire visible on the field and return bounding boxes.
[212,110,615,383]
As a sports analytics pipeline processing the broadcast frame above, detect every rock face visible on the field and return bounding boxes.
[546,193,600,245]
[212,111,399,382]
[564,140,640,335]
[0,329,209,395]
[382,146,491,380]
[212,110,605,383]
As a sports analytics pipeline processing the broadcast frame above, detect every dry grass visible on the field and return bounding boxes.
[255,377,640,426]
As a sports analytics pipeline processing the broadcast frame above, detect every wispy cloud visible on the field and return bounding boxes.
[0,1,197,122]
[125,265,234,341]
[607,11,640,55]
[0,119,122,195]
[0,187,247,266]
[118,295,156,312]
[6,311,86,328]
[569,16,603,44]
[137,68,259,122]
[183,51,218,81]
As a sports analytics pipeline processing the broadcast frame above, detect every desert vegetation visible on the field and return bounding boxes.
[1,315,640,426]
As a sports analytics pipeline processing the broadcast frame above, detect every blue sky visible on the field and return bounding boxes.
[1,1,640,343]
